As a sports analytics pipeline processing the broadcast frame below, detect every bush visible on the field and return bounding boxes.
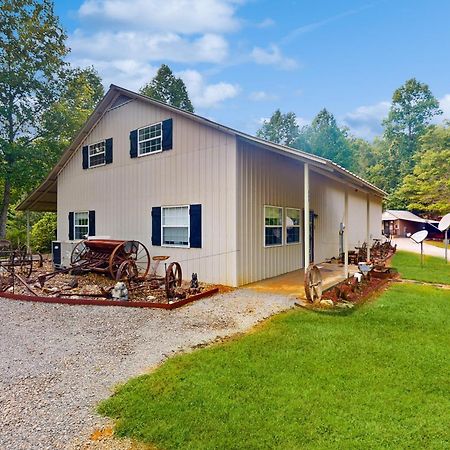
[30,213,57,253]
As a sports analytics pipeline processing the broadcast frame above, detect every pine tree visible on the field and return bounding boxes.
[140,65,194,112]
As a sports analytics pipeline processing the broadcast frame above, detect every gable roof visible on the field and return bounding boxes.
[382,210,439,224]
[17,84,386,211]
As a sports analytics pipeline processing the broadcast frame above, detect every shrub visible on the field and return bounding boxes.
[30,213,57,253]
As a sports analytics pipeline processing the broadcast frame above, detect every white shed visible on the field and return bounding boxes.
[18,85,385,287]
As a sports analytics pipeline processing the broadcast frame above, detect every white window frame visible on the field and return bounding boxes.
[161,205,190,248]
[74,211,89,240]
[264,205,283,248]
[88,140,106,168]
[137,121,163,157]
[285,207,301,245]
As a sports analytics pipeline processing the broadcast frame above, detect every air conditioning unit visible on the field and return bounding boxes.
[61,241,83,269]
[51,240,84,269]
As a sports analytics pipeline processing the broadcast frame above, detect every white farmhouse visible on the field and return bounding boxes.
[18,85,385,286]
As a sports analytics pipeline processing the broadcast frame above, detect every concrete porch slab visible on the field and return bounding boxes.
[244,263,358,299]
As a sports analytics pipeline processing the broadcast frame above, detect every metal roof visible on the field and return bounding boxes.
[17,84,386,212]
[382,210,439,224]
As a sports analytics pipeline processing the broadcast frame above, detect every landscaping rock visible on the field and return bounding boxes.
[319,299,334,308]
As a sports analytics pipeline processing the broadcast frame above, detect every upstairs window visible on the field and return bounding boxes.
[138,122,162,156]
[264,206,283,247]
[88,141,106,168]
[74,212,89,240]
[286,208,301,244]
[162,206,189,247]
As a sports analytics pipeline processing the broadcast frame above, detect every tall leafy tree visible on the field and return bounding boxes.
[383,78,442,175]
[0,0,68,237]
[396,124,450,215]
[256,109,299,146]
[295,109,355,171]
[38,66,104,175]
[140,64,194,112]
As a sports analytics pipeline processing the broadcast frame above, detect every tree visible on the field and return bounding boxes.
[395,124,450,215]
[30,212,56,252]
[37,66,104,178]
[256,109,299,146]
[383,78,442,175]
[140,64,194,112]
[0,0,68,237]
[295,109,355,171]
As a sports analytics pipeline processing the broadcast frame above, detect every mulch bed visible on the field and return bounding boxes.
[0,261,222,309]
[322,271,397,305]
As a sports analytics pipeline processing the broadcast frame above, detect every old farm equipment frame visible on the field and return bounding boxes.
[70,239,151,281]
[0,240,33,278]
[70,239,182,299]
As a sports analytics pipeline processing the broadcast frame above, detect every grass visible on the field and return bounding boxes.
[392,250,450,284]
[426,240,446,249]
[99,284,450,449]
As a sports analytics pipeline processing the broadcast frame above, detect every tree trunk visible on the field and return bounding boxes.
[0,179,11,239]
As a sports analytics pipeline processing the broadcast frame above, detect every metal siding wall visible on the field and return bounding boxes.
[236,141,384,285]
[237,140,304,285]
[57,100,238,286]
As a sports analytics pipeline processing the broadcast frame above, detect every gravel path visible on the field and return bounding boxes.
[393,237,447,258]
[0,290,294,450]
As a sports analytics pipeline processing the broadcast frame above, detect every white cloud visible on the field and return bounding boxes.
[248,91,277,101]
[256,18,275,28]
[250,44,298,70]
[70,57,158,91]
[439,94,450,120]
[177,70,240,108]
[342,101,390,140]
[296,117,310,128]
[69,30,228,64]
[78,0,241,33]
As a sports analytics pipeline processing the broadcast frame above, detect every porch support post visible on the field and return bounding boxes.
[26,210,30,254]
[304,163,310,272]
[366,194,370,262]
[344,190,349,278]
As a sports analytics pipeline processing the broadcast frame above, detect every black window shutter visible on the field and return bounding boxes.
[68,212,74,240]
[82,146,89,169]
[151,207,161,246]
[130,129,138,158]
[189,204,202,248]
[162,118,173,151]
[88,211,96,236]
[105,138,113,164]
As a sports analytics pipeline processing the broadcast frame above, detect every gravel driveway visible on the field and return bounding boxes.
[0,290,294,450]
[393,237,447,258]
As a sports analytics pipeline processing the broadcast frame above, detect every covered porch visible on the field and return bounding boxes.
[245,262,358,298]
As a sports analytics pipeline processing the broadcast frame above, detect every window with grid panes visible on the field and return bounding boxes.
[264,206,283,246]
[138,122,162,156]
[162,206,189,247]
[74,212,89,239]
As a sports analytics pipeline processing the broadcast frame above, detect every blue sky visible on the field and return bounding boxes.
[54,0,450,139]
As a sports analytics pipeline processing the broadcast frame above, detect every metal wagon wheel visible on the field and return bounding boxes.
[108,240,150,280]
[116,259,139,282]
[304,264,323,303]
[17,251,33,278]
[70,240,89,266]
[165,262,182,299]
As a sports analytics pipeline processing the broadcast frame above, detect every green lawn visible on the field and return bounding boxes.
[426,240,446,249]
[99,283,450,449]
[392,250,450,284]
